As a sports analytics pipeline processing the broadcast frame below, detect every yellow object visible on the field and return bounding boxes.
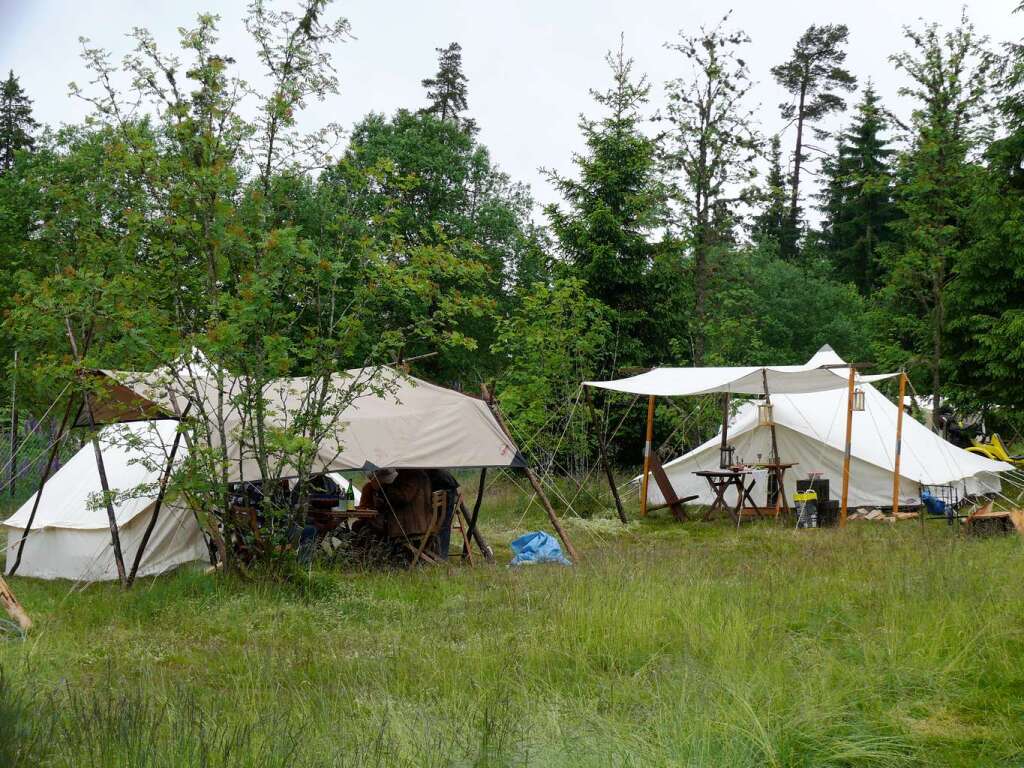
[967,434,1024,468]
[794,491,818,503]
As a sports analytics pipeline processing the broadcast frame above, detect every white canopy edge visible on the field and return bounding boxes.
[584,345,897,397]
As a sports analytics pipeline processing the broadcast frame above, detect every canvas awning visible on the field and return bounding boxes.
[584,346,897,397]
[90,360,525,477]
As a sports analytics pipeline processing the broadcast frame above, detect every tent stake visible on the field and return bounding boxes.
[0,575,31,633]
[840,365,856,527]
[640,395,656,516]
[7,396,81,576]
[126,414,189,587]
[891,372,906,515]
[483,386,579,562]
[585,388,626,524]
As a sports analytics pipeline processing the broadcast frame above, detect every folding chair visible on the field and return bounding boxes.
[406,490,446,569]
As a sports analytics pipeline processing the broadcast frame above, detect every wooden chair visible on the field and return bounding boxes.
[406,490,446,568]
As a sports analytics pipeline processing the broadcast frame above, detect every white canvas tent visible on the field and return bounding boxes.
[3,421,208,581]
[643,347,1011,510]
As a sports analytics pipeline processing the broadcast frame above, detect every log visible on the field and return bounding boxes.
[0,575,31,632]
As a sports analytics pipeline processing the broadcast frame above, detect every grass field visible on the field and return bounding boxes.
[2,479,1024,767]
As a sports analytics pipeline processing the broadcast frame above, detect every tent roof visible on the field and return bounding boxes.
[657,349,1011,486]
[90,360,525,475]
[585,345,897,397]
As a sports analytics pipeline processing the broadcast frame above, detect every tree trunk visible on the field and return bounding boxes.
[786,84,808,259]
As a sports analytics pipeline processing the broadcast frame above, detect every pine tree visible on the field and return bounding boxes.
[771,24,857,260]
[421,42,476,134]
[545,37,664,366]
[817,83,896,294]
[0,70,37,173]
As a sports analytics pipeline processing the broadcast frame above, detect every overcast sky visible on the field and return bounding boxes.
[2,0,1021,211]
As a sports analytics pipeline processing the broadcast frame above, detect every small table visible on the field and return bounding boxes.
[693,469,758,523]
[753,462,797,517]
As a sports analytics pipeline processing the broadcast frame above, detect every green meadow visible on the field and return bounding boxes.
[2,483,1023,767]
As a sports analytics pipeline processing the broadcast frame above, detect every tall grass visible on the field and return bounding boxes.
[2,480,1023,766]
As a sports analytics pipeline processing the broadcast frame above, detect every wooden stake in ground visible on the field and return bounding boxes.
[585,387,626,524]
[840,365,856,527]
[640,395,656,517]
[0,574,31,633]
[483,386,579,563]
[891,371,906,515]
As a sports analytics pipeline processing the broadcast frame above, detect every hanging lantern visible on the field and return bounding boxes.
[758,402,774,426]
[852,387,866,412]
[719,444,736,469]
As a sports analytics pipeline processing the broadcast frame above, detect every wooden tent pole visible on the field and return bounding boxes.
[640,395,656,517]
[483,386,579,562]
[7,396,82,576]
[0,575,31,632]
[462,467,494,562]
[840,365,856,527]
[64,320,128,587]
[585,387,627,524]
[891,372,906,515]
[9,349,17,497]
[126,412,189,587]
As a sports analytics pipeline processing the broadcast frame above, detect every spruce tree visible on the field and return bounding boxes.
[817,83,896,294]
[771,24,857,260]
[0,70,37,173]
[878,16,995,421]
[545,38,664,366]
[753,135,788,248]
[421,42,476,134]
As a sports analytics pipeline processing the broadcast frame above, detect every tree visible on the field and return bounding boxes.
[771,24,857,260]
[876,15,995,422]
[946,6,1024,413]
[752,135,788,248]
[817,83,896,294]
[545,38,664,367]
[421,42,476,134]
[661,16,759,364]
[0,71,37,173]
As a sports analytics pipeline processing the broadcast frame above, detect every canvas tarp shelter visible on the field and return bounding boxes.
[641,347,1011,510]
[91,362,526,479]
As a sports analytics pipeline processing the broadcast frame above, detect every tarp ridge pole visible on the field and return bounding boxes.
[585,387,627,524]
[840,365,856,527]
[640,395,656,517]
[483,385,579,563]
[891,371,906,515]
[126,411,189,587]
[7,395,81,576]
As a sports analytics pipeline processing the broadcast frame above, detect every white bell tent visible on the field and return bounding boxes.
[643,347,1011,510]
[3,421,208,582]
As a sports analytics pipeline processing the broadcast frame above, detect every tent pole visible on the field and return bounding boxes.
[585,387,626,524]
[640,395,656,517]
[126,413,189,587]
[891,372,906,515]
[0,575,31,633]
[463,467,494,562]
[9,349,17,497]
[64,319,127,587]
[840,365,856,527]
[483,386,579,562]
[7,396,82,576]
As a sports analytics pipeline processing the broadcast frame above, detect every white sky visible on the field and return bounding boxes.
[2,0,1021,212]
